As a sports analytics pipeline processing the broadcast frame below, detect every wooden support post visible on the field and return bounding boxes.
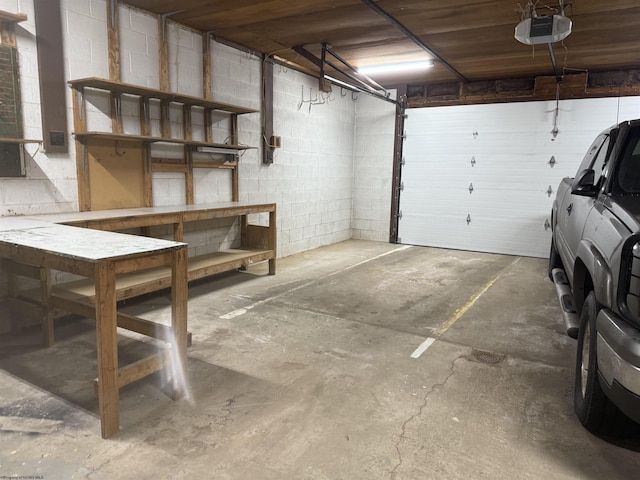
[0,20,15,46]
[262,57,275,164]
[72,86,91,211]
[268,210,277,275]
[231,114,239,201]
[143,144,153,207]
[94,260,119,439]
[160,100,171,138]
[202,32,212,100]
[204,108,213,143]
[183,105,192,141]
[185,146,194,205]
[173,221,184,242]
[158,14,169,92]
[40,268,54,347]
[107,0,120,81]
[170,246,188,400]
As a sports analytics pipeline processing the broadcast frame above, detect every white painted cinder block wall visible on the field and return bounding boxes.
[0,0,396,262]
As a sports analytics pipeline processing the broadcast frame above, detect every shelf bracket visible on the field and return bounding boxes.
[81,141,87,174]
[109,0,117,30]
[76,88,84,122]
[114,141,126,156]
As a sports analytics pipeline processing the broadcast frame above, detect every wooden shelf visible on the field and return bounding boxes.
[68,77,259,115]
[73,131,255,151]
[0,10,27,23]
[52,248,274,303]
[0,137,42,144]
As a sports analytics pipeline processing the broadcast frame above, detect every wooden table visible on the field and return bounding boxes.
[0,217,188,438]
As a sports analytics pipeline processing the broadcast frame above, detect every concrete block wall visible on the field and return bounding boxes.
[353,92,396,242]
[0,0,394,260]
[0,0,78,216]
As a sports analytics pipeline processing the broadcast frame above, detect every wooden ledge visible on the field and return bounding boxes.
[0,10,27,23]
[68,77,259,115]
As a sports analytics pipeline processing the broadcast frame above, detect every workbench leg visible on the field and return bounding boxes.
[39,268,54,347]
[268,210,277,275]
[170,246,188,400]
[95,261,120,439]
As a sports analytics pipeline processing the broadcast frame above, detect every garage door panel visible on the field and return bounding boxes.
[399,97,623,257]
[400,189,554,219]
[399,213,551,257]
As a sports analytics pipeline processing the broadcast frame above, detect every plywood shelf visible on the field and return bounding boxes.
[73,131,255,151]
[0,10,27,23]
[52,248,274,303]
[0,137,41,144]
[69,76,258,209]
[68,77,259,115]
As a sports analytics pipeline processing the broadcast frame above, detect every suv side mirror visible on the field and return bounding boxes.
[571,169,598,197]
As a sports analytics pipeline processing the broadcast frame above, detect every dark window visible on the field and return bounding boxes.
[617,129,640,194]
[0,43,25,177]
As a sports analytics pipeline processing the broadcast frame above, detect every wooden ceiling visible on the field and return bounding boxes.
[123,0,640,89]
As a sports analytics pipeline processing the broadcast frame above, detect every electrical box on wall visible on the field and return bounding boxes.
[270,135,282,148]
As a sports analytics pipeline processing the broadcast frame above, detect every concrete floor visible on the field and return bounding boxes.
[1,239,639,479]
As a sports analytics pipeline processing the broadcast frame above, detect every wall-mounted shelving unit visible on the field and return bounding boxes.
[69,77,258,211]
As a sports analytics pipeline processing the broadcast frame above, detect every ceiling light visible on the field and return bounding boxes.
[358,60,434,76]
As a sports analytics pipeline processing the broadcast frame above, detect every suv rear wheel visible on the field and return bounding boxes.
[574,291,631,435]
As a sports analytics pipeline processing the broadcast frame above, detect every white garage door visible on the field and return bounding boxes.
[398,98,622,258]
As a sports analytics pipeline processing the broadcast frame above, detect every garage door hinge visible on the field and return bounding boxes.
[471,156,476,167]
[473,131,479,139]
[548,156,556,168]
[547,185,553,197]
[468,182,474,194]
[401,157,405,166]
[544,218,551,231]
[398,182,404,192]
[401,131,407,140]
[396,210,403,219]
[466,214,471,225]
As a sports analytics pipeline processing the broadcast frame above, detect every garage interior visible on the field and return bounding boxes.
[1,0,640,478]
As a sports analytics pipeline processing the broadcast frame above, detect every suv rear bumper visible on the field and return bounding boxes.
[597,308,640,423]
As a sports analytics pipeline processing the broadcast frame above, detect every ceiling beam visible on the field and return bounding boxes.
[361,0,468,83]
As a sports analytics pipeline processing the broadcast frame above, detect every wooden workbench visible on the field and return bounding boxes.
[0,217,188,439]
[29,202,277,301]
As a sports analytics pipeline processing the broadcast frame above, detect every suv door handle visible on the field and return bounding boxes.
[567,203,573,215]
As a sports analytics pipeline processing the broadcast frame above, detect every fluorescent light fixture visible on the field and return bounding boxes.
[324,74,357,90]
[358,60,434,76]
[196,146,240,155]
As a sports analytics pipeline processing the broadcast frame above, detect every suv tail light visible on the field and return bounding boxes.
[617,233,640,327]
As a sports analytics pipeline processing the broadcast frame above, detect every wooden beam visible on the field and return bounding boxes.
[185,147,194,205]
[263,58,274,164]
[94,260,119,439]
[170,246,188,400]
[71,86,91,211]
[158,14,169,92]
[94,351,171,395]
[203,32,212,100]
[106,0,120,82]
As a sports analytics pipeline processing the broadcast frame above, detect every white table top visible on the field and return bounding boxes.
[0,217,185,262]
